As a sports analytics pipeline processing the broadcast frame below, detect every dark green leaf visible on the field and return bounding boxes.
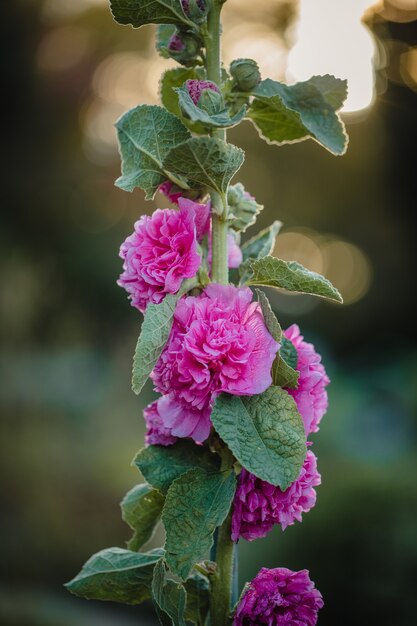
[176,85,246,129]
[152,559,187,626]
[163,468,236,579]
[132,293,180,396]
[184,572,210,624]
[280,336,298,370]
[248,77,348,155]
[163,137,244,196]
[241,221,282,262]
[255,288,282,342]
[115,105,191,198]
[134,440,220,494]
[65,547,164,604]
[248,256,343,303]
[121,484,165,551]
[110,0,194,29]
[211,387,306,490]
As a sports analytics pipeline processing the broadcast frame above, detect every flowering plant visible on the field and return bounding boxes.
[65,1,349,624]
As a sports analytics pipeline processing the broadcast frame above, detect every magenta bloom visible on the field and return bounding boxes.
[231,450,321,542]
[143,400,176,447]
[284,324,330,435]
[186,79,220,105]
[234,567,324,626]
[118,203,206,312]
[152,284,280,442]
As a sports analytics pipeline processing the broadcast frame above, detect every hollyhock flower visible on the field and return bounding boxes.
[118,203,205,312]
[234,567,323,626]
[159,180,185,204]
[152,284,280,442]
[186,79,220,105]
[231,451,321,542]
[143,400,176,447]
[284,324,330,435]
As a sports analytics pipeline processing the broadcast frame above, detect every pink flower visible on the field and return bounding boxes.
[234,567,323,625]
[231,450,321,542]
[152,284,280,442]
[284,324,330,435]
[143,400,177,446]
[159,181,184,204]
[186,79,220,105]
[118,203,206,312]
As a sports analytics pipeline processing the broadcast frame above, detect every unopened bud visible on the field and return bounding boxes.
[186,79,220,105]
[230,58,261,92]
[228,183,263,232]
[181,0,207,22]
[167,30,202,66]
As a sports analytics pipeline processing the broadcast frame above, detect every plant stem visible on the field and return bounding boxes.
[205,0,228,286]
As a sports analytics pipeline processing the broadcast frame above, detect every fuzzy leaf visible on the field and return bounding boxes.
[248,77,348,155]
[160,67,199,118]
[116,105,191,198]
[163,468,236,580]
[65,547,164,604]
[152,559,187,626]
[241,221,282,262]
[211,387,306,490]
[163,137,244,196]
[184,573,210,624]
[309,74,348,110]
[131,293,179,396]
[176,85,246,129]
[248,256,343,303]
[256,290,299,389]
[121,484,165,551]
[110,0,193,29]
[134,441,219,494]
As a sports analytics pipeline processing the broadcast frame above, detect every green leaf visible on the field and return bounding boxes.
[163,468,236,580]
[248,256,343,303]
[255,290,299,389]
[115,105,191,199]
[121,484,165,551]
[184,572,210,624]
[131,293,180,396]
[163,137,244,196]
[152,559,187,626]
[309,74,348,110]
[110,0,194,29]
[241,221,282,262]
[65,547,164,604]
[156,24,177,59]
[176,85,246,129]
[134,440,220,495]
[211,387,306,489]
[248,77,348,155]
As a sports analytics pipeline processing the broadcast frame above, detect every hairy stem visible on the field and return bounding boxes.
[205,0,228,286]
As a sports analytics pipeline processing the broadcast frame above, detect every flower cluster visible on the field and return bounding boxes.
[234,567,323,626]
[231,450,321,541]
[152,284,279,441]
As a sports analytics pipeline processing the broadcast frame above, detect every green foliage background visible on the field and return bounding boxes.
[1,1,416,625]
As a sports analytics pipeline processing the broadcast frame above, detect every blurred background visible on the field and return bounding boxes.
[1,0,417,624]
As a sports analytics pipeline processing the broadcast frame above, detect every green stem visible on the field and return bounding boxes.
[205,0,228,286]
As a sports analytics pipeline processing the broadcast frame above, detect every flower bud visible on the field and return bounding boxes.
[228,183,263,232]
[167,29,202,66]
[230,58,261,92]
[186,79,220,105]
[181,0,207,22]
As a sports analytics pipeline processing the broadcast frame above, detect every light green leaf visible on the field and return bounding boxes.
[248,77,348,155]
[110,0,194,29]
[163,137,244,196]
[131,293,179,396]
[241,221,282,262]
[211,387,306,489]
[163,468,236,580]
[134,440,220,494]
[248,256,343,303]
[184,573,210,624]
[255,290,299,390]
[65,547,164,604]
[115,105,191,199]
[121,484,165,551]
[152,559,187,626]
[309,74,348,110]
[176,85,246,129]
